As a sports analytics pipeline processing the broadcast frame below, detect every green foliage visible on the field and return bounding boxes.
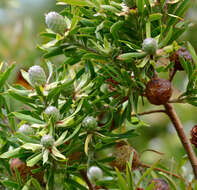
[0,0,196,189]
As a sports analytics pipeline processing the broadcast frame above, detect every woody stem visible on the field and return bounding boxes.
[164,103,197,179]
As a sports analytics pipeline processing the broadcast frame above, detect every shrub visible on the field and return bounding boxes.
[0,0,197,189]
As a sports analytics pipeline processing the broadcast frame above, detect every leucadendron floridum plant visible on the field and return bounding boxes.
[0,0,197,189]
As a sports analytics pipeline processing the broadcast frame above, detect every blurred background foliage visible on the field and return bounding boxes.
[0,0,197,181]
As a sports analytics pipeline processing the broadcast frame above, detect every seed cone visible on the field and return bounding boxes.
[45,106,60,122]
[148,178,170,190]
[110,141,139,171]
[45,12,67,34]
[170,47,193,71]
[41,135,55,148]
[10,158,44,184]
[18,124,34,135]
[190,125,197,148]
[142,38,158,55]
[146,78,172,105]
[28,65,46,87]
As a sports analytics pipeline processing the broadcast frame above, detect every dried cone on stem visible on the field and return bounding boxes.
[170,47,193,71]
[110,141,139,171]
[148,178,170,190]
[10,158,44,184]
[190,125,197,148]
[146,78,172,105]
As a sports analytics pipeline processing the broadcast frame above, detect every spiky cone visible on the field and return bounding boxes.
[146,78,173,105]
[10,158,44,185]
[45,12,67,34]
[190,125,197,148]
[148,178,170,190]
[170,47,193,71]
[110,141,139,171]
[28,65,46,87]
[41,135,55,148]
[142,38,158,55]
[45,106,60,122]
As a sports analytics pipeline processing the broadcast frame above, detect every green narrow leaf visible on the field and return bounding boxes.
[0,64,15,89]
[43,149,49,164]
[27,153,42,167]
[149,13,162,22]
[159,172,178,190]
[2,180,18,188]
[144,0,151,12]
[46,61,53,84]
[52,146,66,159]
[115,168,128,190]
[57,0,95,7]
[70,8,80,31]
[12,112,44,124]
[146,21,151,38]
[110,21,124,39]
[21,143,42,151]
[21,69,33,86]
[137,0,144,15]
[136,159,161,187]
[187,42,197,65]
[159,27,173,48]
[31,178,42,190]
[117,52,147,60]
[0,147,21,158]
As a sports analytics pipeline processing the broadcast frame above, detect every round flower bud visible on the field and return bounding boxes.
[28,65,46,87]
[170,46,193,71]
[45,12,67,34]
[148,179,170,190]
[142,38,158,55]
[18,124,34,135]
[87,166,103,183]
[110,141,139,171]
[45,106,60,122]
[41,135,55,148]
[145,78,172,105]
[123,0,136,8]
[82,116,97,130]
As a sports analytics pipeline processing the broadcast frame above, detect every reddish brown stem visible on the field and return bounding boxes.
[164,103,197,179]
[79,170,94,190]
[140,163,182,179]
[168,68,177,82]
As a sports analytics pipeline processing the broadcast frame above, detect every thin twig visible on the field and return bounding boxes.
[164,103,197,179]
[131,109,166,117]
[140,163,183,179]
[168,68,177,82]
[79,170,94,190]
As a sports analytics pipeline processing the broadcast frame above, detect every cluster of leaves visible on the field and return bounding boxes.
[0,0,197,189]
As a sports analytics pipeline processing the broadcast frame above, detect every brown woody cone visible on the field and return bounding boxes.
[10,158,44,185]
[110,141,139,171]
[170,47,193,71]
[146,78,172,105]
[190,125,197,148]
[148,178,170,190]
